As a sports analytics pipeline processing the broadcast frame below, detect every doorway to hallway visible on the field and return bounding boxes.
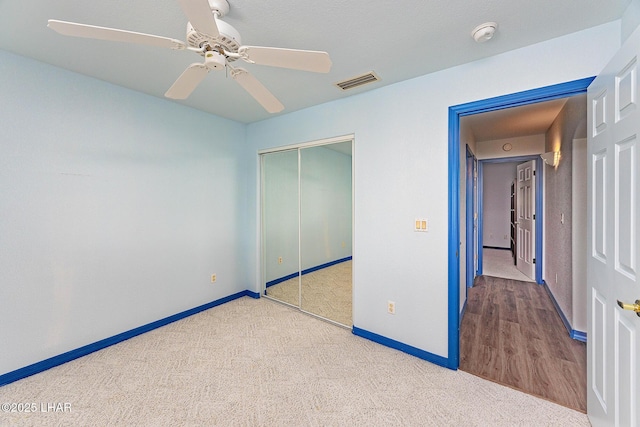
[448,77,594,368]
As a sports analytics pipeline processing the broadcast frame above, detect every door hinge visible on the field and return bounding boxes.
[533,258,536,264]
[533,170,536,176]
[533,214,536,220]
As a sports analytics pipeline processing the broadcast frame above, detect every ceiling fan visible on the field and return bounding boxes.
[47,0,332,113]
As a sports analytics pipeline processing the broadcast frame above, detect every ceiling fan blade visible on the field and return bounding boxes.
[238,46,332,73]
[231,68,284,113]
[165,64,209,99]
[177,0,220,38]
[47,20,186,50]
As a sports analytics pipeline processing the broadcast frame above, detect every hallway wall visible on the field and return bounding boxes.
[543,95,588,332]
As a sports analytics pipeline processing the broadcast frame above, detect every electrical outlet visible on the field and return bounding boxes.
[278,257,283,264]
[211,274,217,283]
[387,301,396,314]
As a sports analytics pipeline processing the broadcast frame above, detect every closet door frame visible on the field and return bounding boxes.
[259,134,355,326]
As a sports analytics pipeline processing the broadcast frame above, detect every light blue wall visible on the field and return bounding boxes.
[0,19,623,374]
[246,21,620,357]
[0,50,247,375]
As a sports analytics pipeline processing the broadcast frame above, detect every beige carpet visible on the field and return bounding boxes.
[0,297,589,426]
[266,261,352,326]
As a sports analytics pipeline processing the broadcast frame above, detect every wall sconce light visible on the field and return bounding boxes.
[541,151,561,167]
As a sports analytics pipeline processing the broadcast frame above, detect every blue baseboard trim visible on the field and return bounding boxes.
[266,256,352,288]
[352,326,452,370]
[0,289,255,387]
[542,281,587,343]
[571,330,587,342]
[302,256,352,275]
[266,272,300,288]
[245,290,261,299]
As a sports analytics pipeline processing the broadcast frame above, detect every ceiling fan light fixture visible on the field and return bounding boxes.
[204,50,226,70]
[471,22,498,43]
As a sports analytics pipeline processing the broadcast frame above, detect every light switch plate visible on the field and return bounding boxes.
[414,218,428,232]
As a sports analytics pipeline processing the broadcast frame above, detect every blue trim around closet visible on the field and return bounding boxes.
[245,290,261,299]
[0,290,257,387]
[448,76,595,370]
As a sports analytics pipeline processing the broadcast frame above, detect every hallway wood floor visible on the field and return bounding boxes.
[460,275,587,412]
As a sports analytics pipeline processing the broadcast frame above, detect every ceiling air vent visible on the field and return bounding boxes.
[335,72,380,91]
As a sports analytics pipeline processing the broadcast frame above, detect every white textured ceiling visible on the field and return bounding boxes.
[461,93,588,144]
[0,0,630,123]
[462,98,569,142]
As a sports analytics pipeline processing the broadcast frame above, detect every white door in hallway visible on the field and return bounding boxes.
[587,24,640,427]
[516,160,535,280]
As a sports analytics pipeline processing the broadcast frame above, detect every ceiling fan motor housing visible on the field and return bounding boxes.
[186,18,241,56]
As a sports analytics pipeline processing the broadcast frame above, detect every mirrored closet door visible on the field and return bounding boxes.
[261,139,353,326]
[262,149,300,308]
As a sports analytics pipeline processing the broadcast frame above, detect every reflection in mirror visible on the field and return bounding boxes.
[262,149,300,307]
[300,142,353,325]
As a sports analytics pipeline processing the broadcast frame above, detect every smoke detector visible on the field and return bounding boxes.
[471,22,498,43]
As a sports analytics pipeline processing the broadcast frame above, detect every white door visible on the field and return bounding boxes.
[516,160,535,280]
[587,24,640,427]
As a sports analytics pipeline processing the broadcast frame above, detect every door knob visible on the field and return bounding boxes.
[617,299,640,317]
